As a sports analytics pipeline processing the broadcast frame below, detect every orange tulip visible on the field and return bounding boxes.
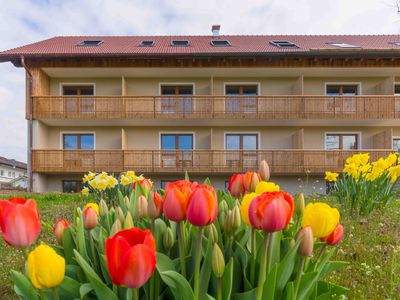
[243,172,262,193]
[163,180,197,221]
[83,207,98,230]
[106,228,156,288]
[0,198,40,248]
[187,184,218,226]
[53,219,69,245]
[321,224,344,246]
[228,174,245,197]
[248,191,294,232]
[147,192,163,219]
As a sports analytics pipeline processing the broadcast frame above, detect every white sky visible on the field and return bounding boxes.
[1,0,400,162]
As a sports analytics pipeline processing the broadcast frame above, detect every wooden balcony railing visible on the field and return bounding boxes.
[32,95,400,120]
[32,149,394,175]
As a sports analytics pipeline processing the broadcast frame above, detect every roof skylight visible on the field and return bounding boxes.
[328,43,361,48]
[210,40,231,47]
[171,40,190,46]
[140,40,155,47]
[269,41,299,48]
[77,40,104,46]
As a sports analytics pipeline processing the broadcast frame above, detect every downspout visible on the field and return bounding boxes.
[21,56,33,192]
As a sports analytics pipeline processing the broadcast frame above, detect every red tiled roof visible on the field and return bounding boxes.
[1,35,400,61]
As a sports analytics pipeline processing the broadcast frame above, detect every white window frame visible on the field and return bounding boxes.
[223,132,261,150]
[59,82,96,96]
[324,82,362,96]
[324,131,362,150]
[60,131,96,150]
[223,82,261,96]
[392,136,400,150]
[159,131,196,150]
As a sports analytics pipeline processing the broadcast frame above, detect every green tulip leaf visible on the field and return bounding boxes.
[199,238,212,299]
[159,270,194,300]
[79,282,94,298]
[73,250,118,300]
[283,282,294,300]
[156,252,175,272]
[11,271,39,300]
[297,271,319,300]
[263,264,277,299]
[76,217,89,261]
[221,258,234,300]
[62,227,76,265]
[65,265,80,281]
[58,276,81,299]
[320,261,348,278]
[233,288,256,300]
[276,238,301,296]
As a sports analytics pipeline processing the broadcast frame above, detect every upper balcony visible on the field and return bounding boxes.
[32,95,400,121]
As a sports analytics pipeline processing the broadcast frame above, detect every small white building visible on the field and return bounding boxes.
[0,156,27,189]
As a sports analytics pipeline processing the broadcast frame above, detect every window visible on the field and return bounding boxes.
[225,84,258,113]
[225,133,258,167]
[12,172,15,178]
[63,134,94,150]
[161,134,193,167]
[171,40,190,46]
[160,85,193,113]
[63,180,82,193]
[140,40,154,47]
[326,84,359,112]
[393,138,400,151]
[0,170,3,176]
[394,84,400,95]
[325,134,359,150]
[269,41,298,48]
[62,85,95,114]
[161,180,173,190]
[8,171,11,177]
[210,40,230,47]
[77,40,103,46]
[389,42,400,47]
[326,84,359,96]
[327,43,360,48]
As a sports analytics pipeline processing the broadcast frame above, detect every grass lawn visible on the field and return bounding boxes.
[0,193,399,299]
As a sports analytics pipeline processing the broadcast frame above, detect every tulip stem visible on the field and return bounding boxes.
[88,230,99,271]
[177,221,186,277]
[38,289,45,300]
[256,232,271,300]
[217,277,222,300]
[193,226,203,300]
[250,228,256,286]
[266,232,274,274]
[52,288,60,300]
[132,288,139,300]
[294,256,306,300]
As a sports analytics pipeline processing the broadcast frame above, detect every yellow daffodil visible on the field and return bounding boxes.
[81,187,89,196]
[85,203,99,215]
[99,172,108,180]
[255,181,280,194]
[27,244,65,289]
[385,153,397,167]
[240,193,257,225]
[126,171,136,178]
[96,180,107,191]
[302,202,340,238]
[121,175,132,186]
[324,171,339,182]
[106,176,118,189]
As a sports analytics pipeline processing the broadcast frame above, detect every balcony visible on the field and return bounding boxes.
[32,95,400,120]
[32,149,393,175]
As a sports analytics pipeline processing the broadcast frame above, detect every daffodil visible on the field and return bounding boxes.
[121,175,132,186]
[324,171,339,182]
[255,181,280,194]
[81,187,89,196]
[302,202,340,238]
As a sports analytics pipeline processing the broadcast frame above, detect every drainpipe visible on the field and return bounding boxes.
[21,56,33,193]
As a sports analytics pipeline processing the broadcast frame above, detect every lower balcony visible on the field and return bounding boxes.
[32,149,393,175]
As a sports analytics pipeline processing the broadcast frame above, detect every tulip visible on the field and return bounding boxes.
[27,244,65,289]
[136,195,148,218]
[99,199,108,217]
[240,192,258,226]
[212,243,225,278]
[123,212,134,229]
[0,198,40,248]
[187,184,218,226]
[124,196,130,209]
[228,174,245,197]
[255,181,280,194]
[243,172,262,193]
[53,219,69,245]
[83,206,98,230]
[259,160,270,181]
[110,219,122,237]
[205,223,218,244]
[301,202,340,238]
[133,178,153,193]
[147,192,163,219]
[84,203,99,215]
[106,228,156,288]
[116,206,125,223]
[295,193,305,216]
[297,226,314,257]
[163,227,175,251]
[249,191,294,232]
[321,223,344,246]
[163,180,196,222]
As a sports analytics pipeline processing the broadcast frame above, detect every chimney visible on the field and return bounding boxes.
[212,25,221,38]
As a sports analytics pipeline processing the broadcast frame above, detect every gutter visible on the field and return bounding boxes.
[20,56,33,192]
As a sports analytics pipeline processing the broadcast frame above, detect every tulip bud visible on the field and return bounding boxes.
[83,207,98,230]
[99,199,108,217]
[295,193,305,216]
[288,238,296,250]
[136,195,148,218]
[259,160,270,181]
[219,200,228,215]
[124,196,130,209]
[205,223,219,244]
[148,192,163,219]
[76,207,82,216]
[53,220,69,245]
[109,207,115,216]
[321,224,344,246]
[110,219,122,237]
[228,174,245,197]
[246,172,261,193]
[163,227,175,250]
[232,205,241,231]
[218,211,227,230]
[116,206,125,224]
[297,226,314,257]
[212,244,225,278]
[123,212,134,229]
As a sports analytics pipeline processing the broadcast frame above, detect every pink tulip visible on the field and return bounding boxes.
[187,185,218,226]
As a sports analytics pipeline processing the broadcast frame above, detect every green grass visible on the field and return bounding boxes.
[1,193,400,299]
[0,193,91,299]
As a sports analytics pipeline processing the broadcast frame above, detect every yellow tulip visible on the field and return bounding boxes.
[27,244,65,289]
[301,202,340,238]
[324,171,339,182]
[240,193,257,225]
[85,203,99,215]
[255,181,280,194]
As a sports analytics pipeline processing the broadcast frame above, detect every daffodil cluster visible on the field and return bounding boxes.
[120,170,144,186]
[82,171,118,193]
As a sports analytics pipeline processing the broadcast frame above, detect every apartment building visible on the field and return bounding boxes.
[0,156,27,188]
[1,29,400,193]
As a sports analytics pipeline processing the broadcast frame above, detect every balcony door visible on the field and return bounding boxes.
[161,134,193,168]
[225,84,258,113]
[326,84,359,113]
[325,133,359,170]
[225,133,258,167]
[62,85,95,115]
[63,133,95,170]
[160,85,193,113]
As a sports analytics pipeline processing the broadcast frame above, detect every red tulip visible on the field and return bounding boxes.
[163,180,197,221]
[83,207,98,230]
[243,172,262,193]
[0,198,40,248]
[187,184,218,226]
[106,228,156,288]
[248,191,294,232]
[133,178,153,192]
[147,192,163,219]
[228,174,245,197]
[321,224,344,246]
[53,219,69,245]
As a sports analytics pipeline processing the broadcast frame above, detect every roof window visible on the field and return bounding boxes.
[77,40,103,46]
[269,41,299,48]
[140,40,155,47]
[171,40,190,47]
[389,42,400,46]
[328,43,361,48]
[210,40,231,47]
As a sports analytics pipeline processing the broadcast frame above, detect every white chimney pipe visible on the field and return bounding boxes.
[212,25,221,37]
